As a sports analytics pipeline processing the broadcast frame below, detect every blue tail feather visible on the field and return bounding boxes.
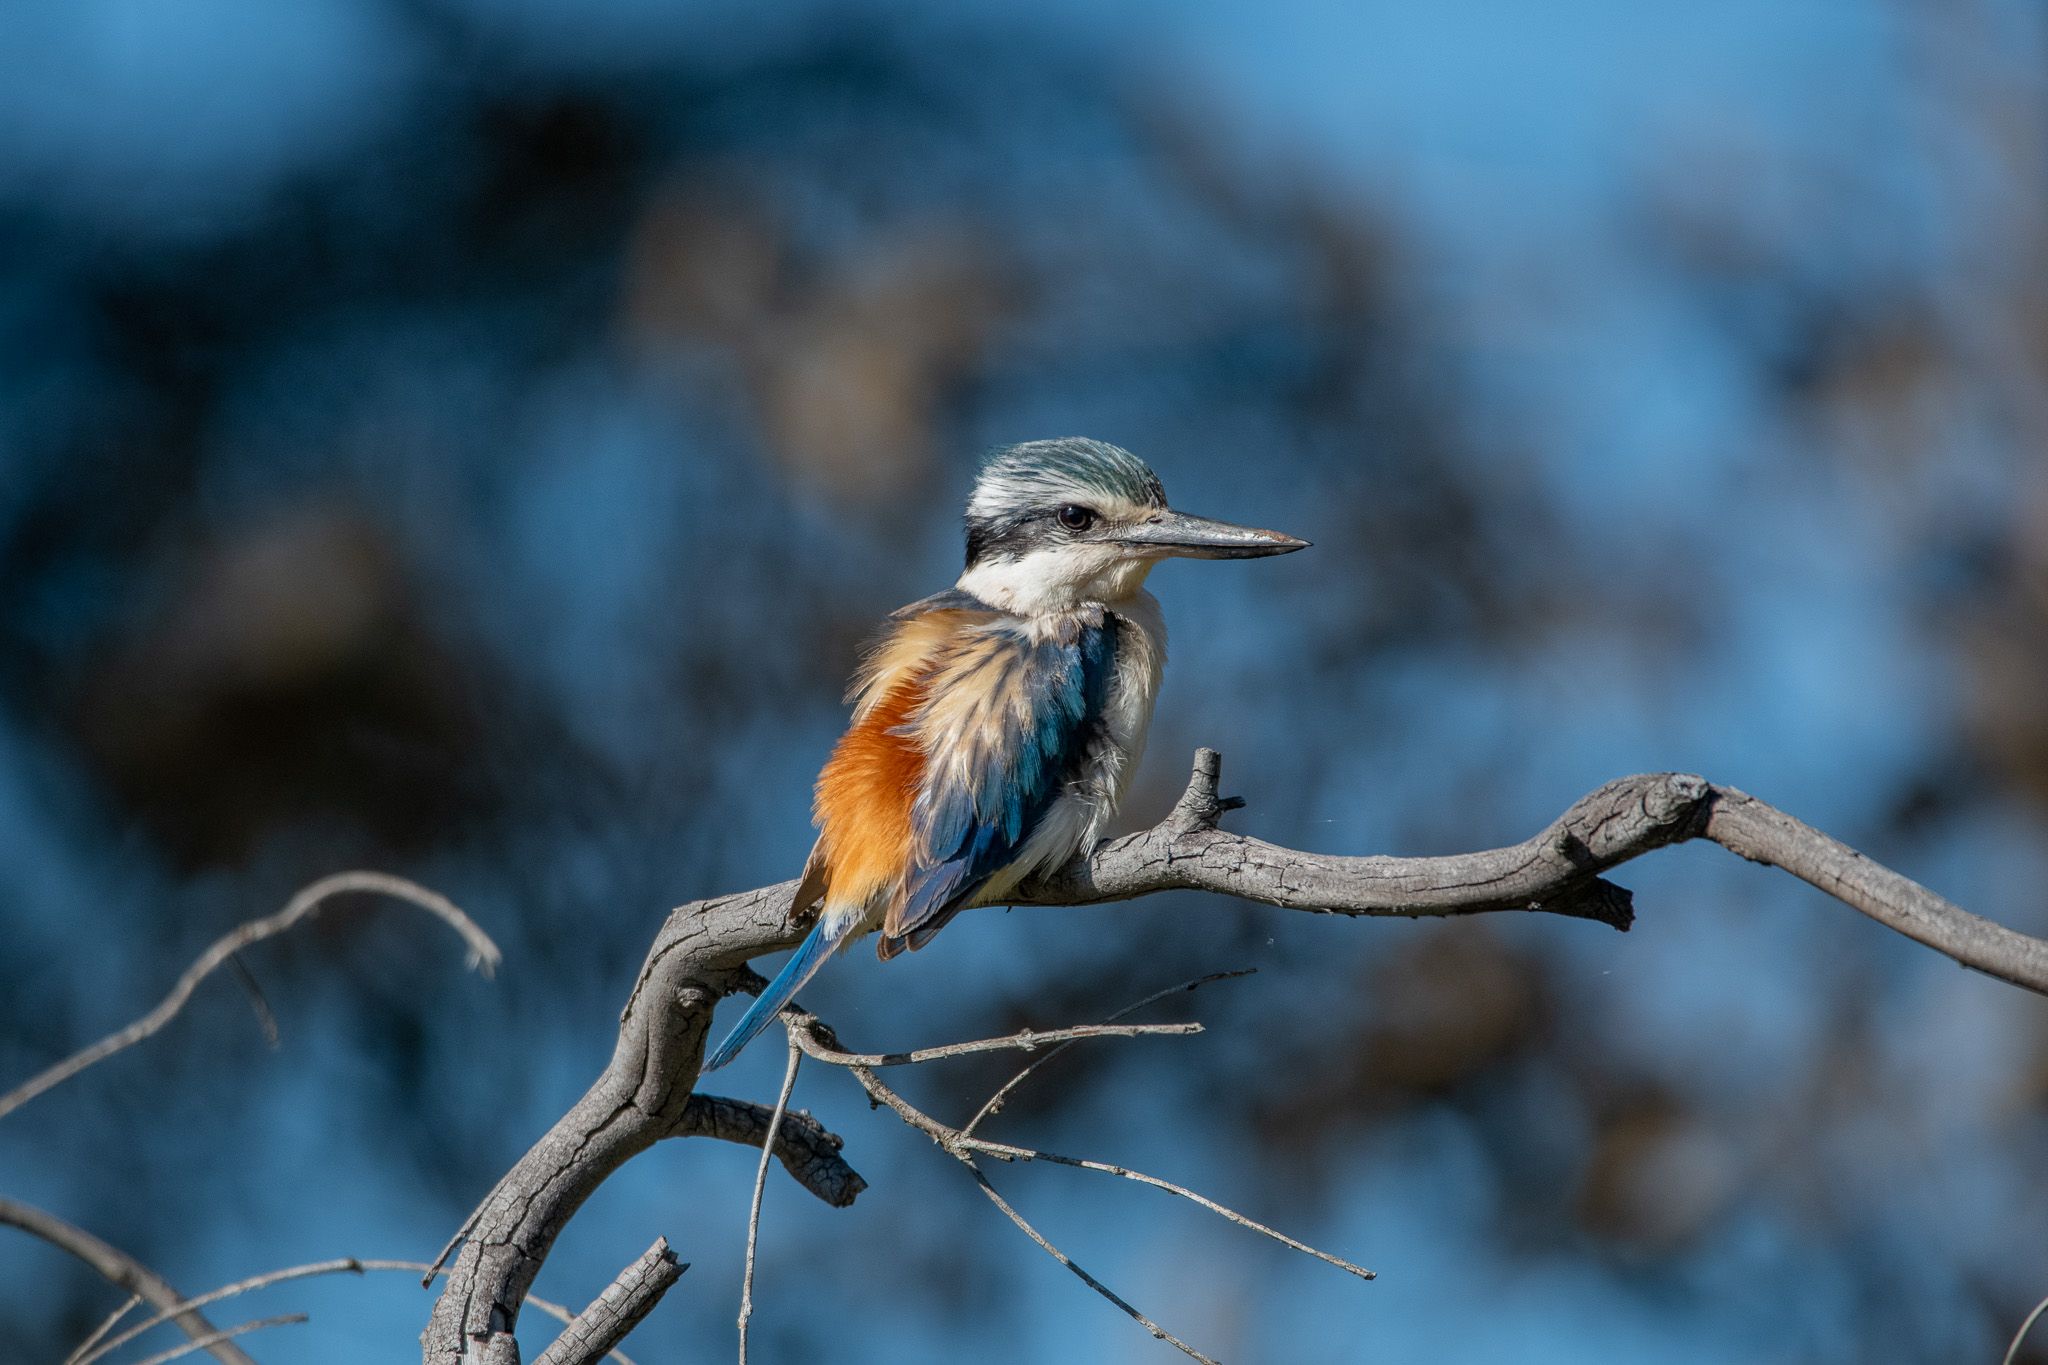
[702,916,854,1071]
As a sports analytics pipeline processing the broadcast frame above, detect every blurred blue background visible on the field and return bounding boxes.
[3,1,2046,1361]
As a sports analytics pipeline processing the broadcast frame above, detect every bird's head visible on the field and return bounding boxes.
[957,438,1307,614]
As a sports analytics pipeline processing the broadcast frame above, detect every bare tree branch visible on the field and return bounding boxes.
[425,749,2048,1363]
[532,1239,685,1365]
[736,1038,799,1364]
[1701,786,2048,994]
[0,871,500,1121]
[676,1093,867,1208]
[0,1197,256,1365]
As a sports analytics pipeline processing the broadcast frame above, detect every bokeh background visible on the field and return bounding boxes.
[3,1,2047,1361]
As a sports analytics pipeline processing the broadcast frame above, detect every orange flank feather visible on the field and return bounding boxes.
[810,672,927,916]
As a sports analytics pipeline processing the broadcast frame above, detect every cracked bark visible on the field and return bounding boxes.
[421,749,2048,1362]
[530,1238,683,1365]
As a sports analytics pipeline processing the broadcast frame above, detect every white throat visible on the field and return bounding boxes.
[956,545,1157,616]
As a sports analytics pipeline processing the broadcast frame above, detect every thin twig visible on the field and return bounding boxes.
[74,1257,633,1365]
[737,1033,802,1364]
[420,1214,476,1288]
[899,1080,1369,1279]
[127,1315,306,1365]
[968,1166,1220,1365]
[63,1294,140,1365]
[2006,1290,2048,1365]
[948,972,1368,1277]
[791,1009,1373,1358]
[791,1022,1067,1162]
[795,1021,1234,1359]
[224,953,279,1050]
[994,1146,1372,1280]
[963,971,1254,1139]
[796,1021,1202,1068]
[0,1197,255,1365]
[0,871,500,1121]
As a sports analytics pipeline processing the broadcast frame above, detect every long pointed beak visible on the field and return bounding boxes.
[1114,509,1310,559]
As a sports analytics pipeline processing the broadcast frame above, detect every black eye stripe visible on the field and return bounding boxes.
[964,503,1109,567]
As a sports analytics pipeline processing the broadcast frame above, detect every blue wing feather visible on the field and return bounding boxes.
[885,617,1116,953]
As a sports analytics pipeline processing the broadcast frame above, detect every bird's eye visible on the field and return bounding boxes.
[1056,504,1096,532]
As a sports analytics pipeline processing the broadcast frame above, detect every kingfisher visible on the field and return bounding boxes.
[702,438,1306,1070]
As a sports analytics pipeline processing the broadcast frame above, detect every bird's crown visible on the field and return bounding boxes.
[966,438,1167,528]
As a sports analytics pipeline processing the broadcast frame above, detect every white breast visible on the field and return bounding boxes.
[1093,589,1166,816]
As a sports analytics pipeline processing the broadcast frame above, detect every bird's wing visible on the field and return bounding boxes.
[881,613,1117,957]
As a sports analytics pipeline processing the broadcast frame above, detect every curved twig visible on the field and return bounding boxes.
[425,750,2048,1362]
[0,1197,255,1365]
[0,872,500,1121]
[736,1037,800,1363]
[2006,1290,2048,1365]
